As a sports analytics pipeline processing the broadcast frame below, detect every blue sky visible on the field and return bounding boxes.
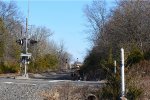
[11,0,115,62]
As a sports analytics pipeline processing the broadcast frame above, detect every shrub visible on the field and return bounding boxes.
[127,86,143,100]
[28,54,58,73]
[126,49,143,67]
[0,62,19,73]
[144,50,150,60]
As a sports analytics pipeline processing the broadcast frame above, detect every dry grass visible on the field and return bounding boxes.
[127,60,150,99]
[39,83,100,100]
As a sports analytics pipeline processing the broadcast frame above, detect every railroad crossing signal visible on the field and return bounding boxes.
[30,39,37,44]
[16,39,24,45]
[16,37,37,79]
[16,38,37,46]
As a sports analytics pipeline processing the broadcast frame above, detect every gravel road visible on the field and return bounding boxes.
[0,73,104,100]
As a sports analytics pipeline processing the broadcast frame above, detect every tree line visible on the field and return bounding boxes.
[0,1,72,73]
[81,0,150,99]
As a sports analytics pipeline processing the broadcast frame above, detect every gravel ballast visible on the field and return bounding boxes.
[0,78,103,100]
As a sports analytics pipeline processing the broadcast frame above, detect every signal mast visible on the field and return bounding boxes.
[16,0,37,79]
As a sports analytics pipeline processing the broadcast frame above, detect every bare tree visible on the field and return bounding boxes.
[84,0,107,45]
[105,0,150,54]
[0,1,23,66]
[57,41,72,70]
[28,26,53,58]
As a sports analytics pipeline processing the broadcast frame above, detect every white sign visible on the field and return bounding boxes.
[20,53,32,57]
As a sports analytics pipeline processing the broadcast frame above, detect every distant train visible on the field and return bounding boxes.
[70,61,82,81]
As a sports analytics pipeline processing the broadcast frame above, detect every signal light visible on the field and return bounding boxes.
[16,38,37,45]
[16,39,24,45]
[30,39,37,44]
